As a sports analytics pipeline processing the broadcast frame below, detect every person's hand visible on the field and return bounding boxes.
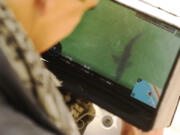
[6,0,99,53]
[121,121,164,135]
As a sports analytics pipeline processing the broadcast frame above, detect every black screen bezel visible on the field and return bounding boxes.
[42,48,158,131]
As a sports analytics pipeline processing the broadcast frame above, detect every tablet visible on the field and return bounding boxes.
[114,0,180,31]
[42,0,180,131]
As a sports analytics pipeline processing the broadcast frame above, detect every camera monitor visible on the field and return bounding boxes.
[43,0,180,131]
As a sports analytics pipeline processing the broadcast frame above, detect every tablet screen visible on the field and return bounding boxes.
[61,0,180,108]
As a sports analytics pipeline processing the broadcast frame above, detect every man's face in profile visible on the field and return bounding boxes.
[6,0,99,53]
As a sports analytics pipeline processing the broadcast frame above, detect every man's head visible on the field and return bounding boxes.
[6,0,98,53]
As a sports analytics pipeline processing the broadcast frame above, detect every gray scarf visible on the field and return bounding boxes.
[0,1,79,135]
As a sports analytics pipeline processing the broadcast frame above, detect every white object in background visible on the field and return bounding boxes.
[164,102,180,135]
[84,104,122,135]
[141,0,180,17]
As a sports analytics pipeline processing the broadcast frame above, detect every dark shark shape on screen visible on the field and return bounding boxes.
[112,33,142,81]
